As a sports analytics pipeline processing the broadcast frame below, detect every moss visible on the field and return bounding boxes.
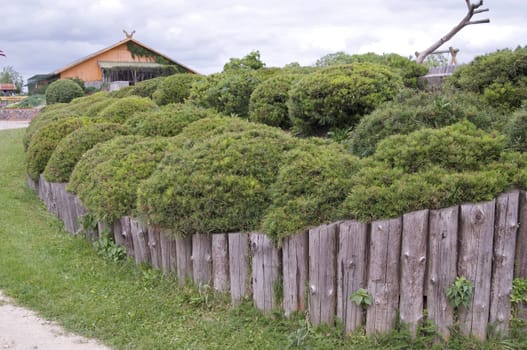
[44,123,129,182]
[26,117,92,180]
[98,96,158,123]
[68,136,172,221]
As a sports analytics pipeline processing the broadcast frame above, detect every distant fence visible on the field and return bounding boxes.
[0,108,40,120]
[29,175,527,340]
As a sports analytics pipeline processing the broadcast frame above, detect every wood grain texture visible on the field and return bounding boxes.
[309,223,338,326]
[516,192,527,279]
[337,221,368,334]
[192,234,212,286]
[400,210,429,336]
[282,231,309,316]
[130,218,151,265]
[159,230,177,275]
[147,225,162,270]
[490,192,519,334]
[251,233,281,312]
[458,200,495,340]
[366,218,402,335]
[228,233,250,305]
[212,234,229,292]
[175,236,192,285]
[427,206,458,338]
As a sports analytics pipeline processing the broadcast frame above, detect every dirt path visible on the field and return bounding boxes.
[0,123,111,349]
[0,292,111,350]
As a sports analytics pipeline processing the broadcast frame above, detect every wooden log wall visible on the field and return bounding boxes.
[32,175,527,340]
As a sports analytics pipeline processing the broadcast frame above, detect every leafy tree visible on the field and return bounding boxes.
[0,66,24,93]
[223,50,265,71]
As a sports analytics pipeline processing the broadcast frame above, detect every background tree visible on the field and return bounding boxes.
[0,66,24,93]
[223,50,265,71]
[415,1,489,64]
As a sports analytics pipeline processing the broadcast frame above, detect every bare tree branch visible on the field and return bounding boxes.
[416,1,490,64]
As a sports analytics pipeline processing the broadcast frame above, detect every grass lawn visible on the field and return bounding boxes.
[0,127,525,349]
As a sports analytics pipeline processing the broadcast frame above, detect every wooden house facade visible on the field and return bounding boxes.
[28,34,196,94]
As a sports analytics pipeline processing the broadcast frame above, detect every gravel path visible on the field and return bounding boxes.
[1,121,111,349]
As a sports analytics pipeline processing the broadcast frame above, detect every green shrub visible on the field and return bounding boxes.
[188,70,262,118]
[248,74,300,128]
[261,140,358,242]
[66,92,113,116]
[349,90,497,157]
[152,74,204,105]
[26,117,92,180]
[45,79,85,104]
[137,121,299,237]
[24,106,77,151]
[504,105,527,152]
[447,47,527,112]
[68,136,172,221]
[43,123,129,182]
[340,122,526,221]
[97,96,158,123]
[125,103,221,137]
[316,52,428,89]
[83,96,118,117]
[108,86,133,98]
[129,77,167,98]
[288,63,403,136]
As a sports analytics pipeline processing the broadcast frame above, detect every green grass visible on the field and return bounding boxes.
[0,128,526,349]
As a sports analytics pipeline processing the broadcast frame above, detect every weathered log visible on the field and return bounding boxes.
[175,236,192,285]
[282,231,309,316]
[212,234,230,292]
[228,233,250,305]
[192,234,212,286]
[130,218,151,265]
[159,229,177,275]
[251,233,281,312]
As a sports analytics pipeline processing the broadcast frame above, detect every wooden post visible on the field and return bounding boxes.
[27,176,38,191]
[366,218,402,335]
[175,236,192,285]
[309,223,338,326]
[400,210,429,336]
[337,221,368,334]
[228,233,250,305]
[147,225,162,270]
[427,206,458,338]
[458,200,495,340]
[282,231,309,316]
[130,218,151,265]
[212,234,230,292]
[159,229,177,275]
[516,192,527,280]
[490,191,520,334]
[64,188,80,234]
[192,234,213,286]
[251,233,281,312]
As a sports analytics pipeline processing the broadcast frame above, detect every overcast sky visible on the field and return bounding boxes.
[1,0,525,83]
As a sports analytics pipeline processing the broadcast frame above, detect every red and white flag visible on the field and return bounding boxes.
[0,50,5,57]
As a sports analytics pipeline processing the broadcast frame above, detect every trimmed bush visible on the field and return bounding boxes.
[26,117,92,180]
[129,77,167,98]
[137,121,299,237]
[97,96,158,123]
[261,140,358,242]
[349,90,497,157]
[188,70,262,118]
[447,47,527,112]
[288,63,403,136]
[45,79,85,104]
[152,74,204,105]
[65,92,113,116]
[248,74,300,128]
[23,106,78,151]
[504,105,527,152]
[340,122,525,221]
[44,123,129,182]
[68,136,172,221]
[125,103,221,137]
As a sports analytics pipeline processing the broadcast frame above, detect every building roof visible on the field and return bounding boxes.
[0,83,16,90]
[53,37,197,74]
[98,61,164,69]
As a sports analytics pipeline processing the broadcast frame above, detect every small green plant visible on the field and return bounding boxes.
[511,278,527,305]
[446,276,474,309]
[350,288,373,308]
[93,229,127,262]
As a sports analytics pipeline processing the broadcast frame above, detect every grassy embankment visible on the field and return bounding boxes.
[0,128,525,349]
